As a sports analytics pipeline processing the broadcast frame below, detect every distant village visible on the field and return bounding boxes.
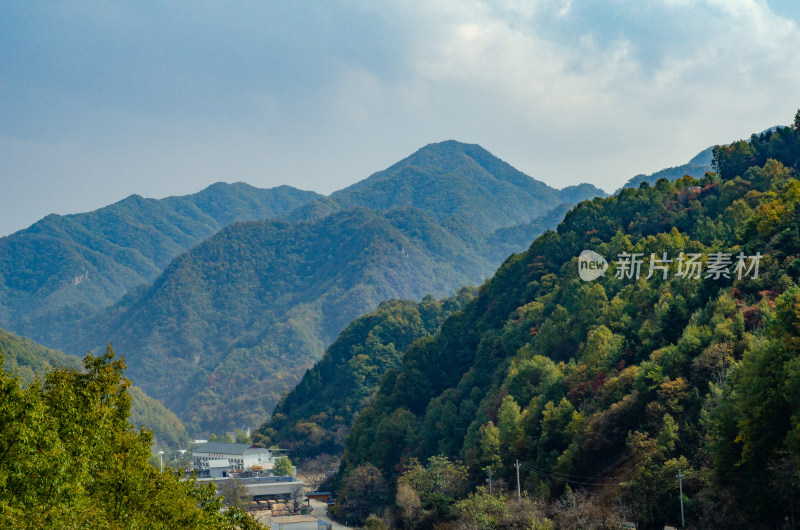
[186,441,336,530]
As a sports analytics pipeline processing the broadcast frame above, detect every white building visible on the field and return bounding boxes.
[193,442,275,472]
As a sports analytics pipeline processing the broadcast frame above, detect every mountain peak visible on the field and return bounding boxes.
[323,141,563,232]
[387,140,506,175]
[411,139,487,156]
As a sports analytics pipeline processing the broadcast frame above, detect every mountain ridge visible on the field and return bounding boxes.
[254,289,477,460]
[332,115,800,527]
[0,183,321,346]
[619,145,714,191]
[53,141,607,434]
[286,141,606,229]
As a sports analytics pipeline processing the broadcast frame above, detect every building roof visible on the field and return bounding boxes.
[194,442,265,455]
[271,515,319,523]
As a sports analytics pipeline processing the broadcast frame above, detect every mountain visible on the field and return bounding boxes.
[286,141,606,229]
[0,183,321,346]
[0,327,189,449]
[0,326,84,379]
[254,288,476,461]
[327,141,605,230]
[617,128,790,192]
[54,141,606,434]
[484,201,574,263]
[334,115,800,527]
[619,146,714,191]
[559,183,610,204]
[63,206,492,432]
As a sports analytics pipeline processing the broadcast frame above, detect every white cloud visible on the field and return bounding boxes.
[2,0,800,235]
[362,0,800,185]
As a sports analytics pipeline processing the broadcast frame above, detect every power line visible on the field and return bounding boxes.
[519,462,622,482]
[518,461,625,486]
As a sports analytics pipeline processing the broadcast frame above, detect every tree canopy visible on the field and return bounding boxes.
[0,346,262,529]
[335,111,800,528]
[254,290,475,460]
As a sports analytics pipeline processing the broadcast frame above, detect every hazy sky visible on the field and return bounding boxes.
[2,0,800,237]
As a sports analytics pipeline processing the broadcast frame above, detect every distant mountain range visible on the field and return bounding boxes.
[3,141,603,434]
[618,146,714,191]
[247,141,736,462]
[0,184,321,345]
[2,135,755,437]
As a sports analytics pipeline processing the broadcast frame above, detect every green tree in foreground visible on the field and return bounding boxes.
[397,455,468,523]
[0,346,263,529]
[454,487,554,530]
[273,456,294,476]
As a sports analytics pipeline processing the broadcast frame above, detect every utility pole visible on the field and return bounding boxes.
[486,468,493,495]
[676,469,685,528]
[514,460,521,500]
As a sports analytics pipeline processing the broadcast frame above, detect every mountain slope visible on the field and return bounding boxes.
[619,146,714,190]
[254,288,476,460]
[329,141,591,231]
[286,141,606,229]
[0,183,321,345]
[335,115,800,527]
[0,326,84,380]
[59,142,606,434]
[66,206,495,433]
[0,327,189,449]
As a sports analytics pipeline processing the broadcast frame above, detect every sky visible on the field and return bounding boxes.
[2,0,800,237]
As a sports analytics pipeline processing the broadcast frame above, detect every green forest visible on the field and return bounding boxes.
[0,346,262,529]
[0,327,190,451]
[0,183,320,347]
[49,141,603,435]
[255,289,476,460]
[3,116,798,528]
[332,112,800,528]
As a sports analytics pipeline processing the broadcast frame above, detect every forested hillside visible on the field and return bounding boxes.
[335,112,800,528]
[58,141,606,434]
[66,207,498,434]
[619,146,714,191]
[0,347,260,529]
[255,288,476,460]
[285,141,605,230]
[0,327,189,450]
[0,326,83,379]
[326,141,605,230]
[0,183,320,345]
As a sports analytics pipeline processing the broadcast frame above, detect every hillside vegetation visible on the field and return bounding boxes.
[0,327,189,450]
[57,141,605,434]
[619,146,714,191]
[0,347,261,529]
[0,183,320,345]
[254,289,476,460]
[334,112,800,528]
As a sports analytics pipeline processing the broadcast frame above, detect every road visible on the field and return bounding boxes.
[308,498,352,529]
